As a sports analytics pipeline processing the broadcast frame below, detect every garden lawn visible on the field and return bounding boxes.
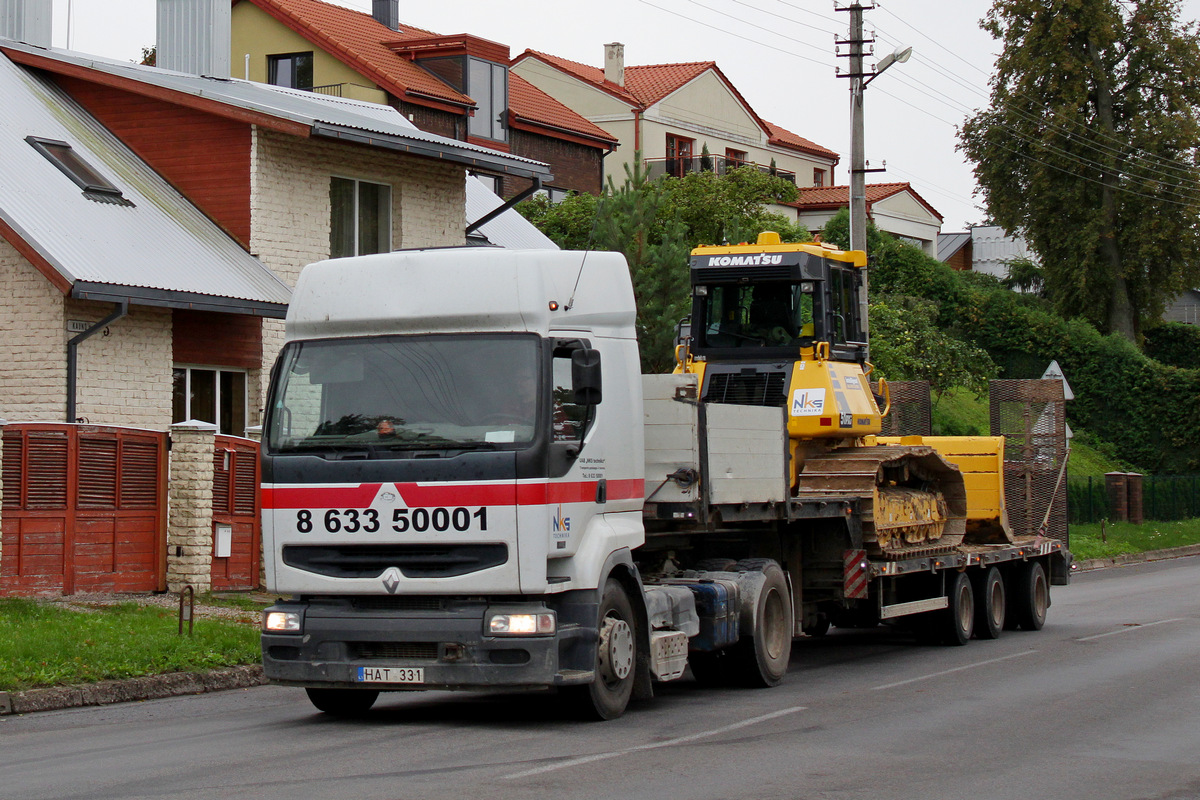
[0,599,260,692]
[1068,518,1200,560]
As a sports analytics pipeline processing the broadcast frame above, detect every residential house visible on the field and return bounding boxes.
[228,0,618,199]
[0,29,548,435]
[511,44,840,191]
[788,182,943,257]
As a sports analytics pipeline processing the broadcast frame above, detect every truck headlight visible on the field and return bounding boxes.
[263,610,302,633]
[488,612,555,636]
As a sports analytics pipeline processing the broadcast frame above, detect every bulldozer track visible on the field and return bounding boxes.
[795,445,967,558]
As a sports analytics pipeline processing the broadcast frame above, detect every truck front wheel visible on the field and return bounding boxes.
[572,578,638,720]
[305,688,379,716]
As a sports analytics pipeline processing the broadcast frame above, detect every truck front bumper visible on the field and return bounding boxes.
[261,596,598,690]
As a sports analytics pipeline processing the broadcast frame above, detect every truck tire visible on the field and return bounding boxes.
[941,571,974,646]
[1009,561,1049,631]
[731,561,792,687]
[570,578,637,720]
[305,688,379,716]
[971,566,1006,639]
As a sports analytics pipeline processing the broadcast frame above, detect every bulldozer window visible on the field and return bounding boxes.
[829,269,860,344]
[701,283,819,348]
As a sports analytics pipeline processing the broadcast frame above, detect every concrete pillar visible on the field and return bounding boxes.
[167,420,216,593]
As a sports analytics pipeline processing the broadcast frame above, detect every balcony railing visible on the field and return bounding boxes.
[311,83,346,97]
[643,155,796,183]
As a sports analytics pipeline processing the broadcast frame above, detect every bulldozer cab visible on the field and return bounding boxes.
[687,236,867,365]
[682,233,882,442]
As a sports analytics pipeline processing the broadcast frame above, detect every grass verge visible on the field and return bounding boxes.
[0,599,261,692]
[1068,518,1200,560]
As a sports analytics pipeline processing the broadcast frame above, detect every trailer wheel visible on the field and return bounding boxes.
[971,566,1006,639]
[305,688,379,716]
[1009,561,1049,631]
[731,561,792,687]
[940,571,974,646]
[570,578,637,720]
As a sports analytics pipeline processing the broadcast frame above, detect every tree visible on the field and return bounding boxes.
[960,0,1200,342]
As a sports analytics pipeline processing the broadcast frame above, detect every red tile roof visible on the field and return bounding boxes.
[508,74,617,146]
[237,0,611,147]
[789,182,943,222]
[241,0,472,108]
[515,50,837,163]
[762,120,839,160]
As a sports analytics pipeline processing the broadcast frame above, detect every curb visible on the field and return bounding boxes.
[1072,543,1200,572]
[0,664,265,716]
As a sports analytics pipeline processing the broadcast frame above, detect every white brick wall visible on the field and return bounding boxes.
[0,240,67,422]
[71,300,173,429]
[249,127,467,421]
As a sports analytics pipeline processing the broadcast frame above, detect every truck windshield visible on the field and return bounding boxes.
[266,334,540,453]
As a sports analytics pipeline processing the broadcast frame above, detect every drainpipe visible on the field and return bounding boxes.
[66,300,128,423]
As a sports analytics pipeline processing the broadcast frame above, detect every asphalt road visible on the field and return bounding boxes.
[3,556,1199,800]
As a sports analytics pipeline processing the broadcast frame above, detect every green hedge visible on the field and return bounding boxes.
[869,238,1200,473]
[1144,322,1200,370]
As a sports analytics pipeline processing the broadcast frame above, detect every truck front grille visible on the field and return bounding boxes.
[351,641,440,660]
[705,371,788,406]
[282,544,508,579]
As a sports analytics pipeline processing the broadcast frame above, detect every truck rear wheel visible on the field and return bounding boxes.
[939,571,974,646]
[971,566,1006,639]
[305,688,379,716]
[571,578,637,720]
[731,561,792,687]
[1009,561,1049,631]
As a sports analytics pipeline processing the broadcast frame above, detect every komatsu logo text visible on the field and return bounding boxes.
[706,255,784,266]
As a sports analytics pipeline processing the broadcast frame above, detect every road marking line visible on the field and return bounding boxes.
[1077,618,1187,642]
[503,706,806,780]
[869,650,1037,691]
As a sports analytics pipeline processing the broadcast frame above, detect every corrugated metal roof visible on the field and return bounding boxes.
[0,49,292,312]
[464,176,558,250]
[937,232,971,263]
[0,39,552,180]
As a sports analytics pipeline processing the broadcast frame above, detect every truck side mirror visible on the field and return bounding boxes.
[571,348,602,405]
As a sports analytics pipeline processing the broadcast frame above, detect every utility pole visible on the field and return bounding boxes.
[835,3,910,345]
[835,2,874,340]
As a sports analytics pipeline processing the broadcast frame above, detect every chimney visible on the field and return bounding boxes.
[604,42,624,86]
[156,0,231,77]
[0,0,52,48]
[372,0,399,31]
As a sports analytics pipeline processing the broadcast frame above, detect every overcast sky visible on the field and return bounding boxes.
[44,0,1200,230]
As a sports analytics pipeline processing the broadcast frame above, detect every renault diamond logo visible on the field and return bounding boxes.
[381,566,402,594]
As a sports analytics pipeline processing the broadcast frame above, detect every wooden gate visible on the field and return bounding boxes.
[1,424,167,595]
[210,435,260,590]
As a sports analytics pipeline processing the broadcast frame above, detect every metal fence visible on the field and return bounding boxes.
[1069,474,1200,524]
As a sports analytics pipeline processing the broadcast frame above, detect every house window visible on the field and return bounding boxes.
[472,172,503,195]
[534,186,571,204]
[467,58,508,141]
[268,52,314,90]
[813,168,826,187]
[725,148,748,168]
[330,177,392,258]
[666,134,695,178]
[173,367,247,436]
[27,136,132,206]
